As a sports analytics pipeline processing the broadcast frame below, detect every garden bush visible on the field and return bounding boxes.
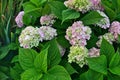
[1,0,120,80]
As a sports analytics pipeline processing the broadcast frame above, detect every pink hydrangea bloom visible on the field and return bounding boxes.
[90,0,104,11]
[40,14,56,26]
[15,11,24,27]
[88,47,100,57]
[65,21,91,47]
[109,21,120,39]
[38,26,57,40]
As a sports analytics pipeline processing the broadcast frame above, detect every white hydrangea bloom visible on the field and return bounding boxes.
[19,26,42,48]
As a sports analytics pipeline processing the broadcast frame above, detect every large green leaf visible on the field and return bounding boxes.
[43,39,61,67]
[62,9,80,23]
[80,70,103,80]
[109,52,120,68]
[49,1,66,19]
[87,55,107,75]
[109,65,120,76]
[101,0,116,20]
[107,72,120,80]
[34,47,48,73]
[60,60,78,75]
[19,48,38,70]
[30,0,47,6]
[0,43,18,60]
[21,68,43,80]
[81,11,104,25]
[100,38,115,62]
[41,65,71,80]
[23,2,41,17]
[0,71,8,80]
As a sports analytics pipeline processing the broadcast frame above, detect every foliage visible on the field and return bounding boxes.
[1,0,120,80]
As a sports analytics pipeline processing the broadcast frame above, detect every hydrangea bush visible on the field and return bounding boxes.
[1,0,120,80]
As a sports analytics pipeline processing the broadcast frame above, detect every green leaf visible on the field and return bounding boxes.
[107,72,120,80]
[0,43,18,60]
[21,68,43,80]
[109,52,120,68]
[10,68,21,80]
[81,11,104,25]
[101,1,116,20]
[30,0,47,6]
[100,38,115,62]
[41,65,71,80]
[109,65,120,76]
[80,70,103,80]
[23,2,41,17]
[60,60,78,75]
[87,55,107,75]
[62,9,80,23]
[0,71,8,80]
[44,39,61,67]
[34,47,48,73]
[49,1,66,19]
[57,35,70,48]
[19,48,38,70]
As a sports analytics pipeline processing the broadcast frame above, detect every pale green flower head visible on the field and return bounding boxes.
[68,45,88,67]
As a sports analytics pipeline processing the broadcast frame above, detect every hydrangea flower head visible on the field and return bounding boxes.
[38,26,57,40]
[65,21,91,46]
[19,26,42,48]
[109,21,120,39]
[96,10,110,29]
[64,0,92,13]
[90,0,104,11]
[88,47,100,57]
[15,11,24,27]
[68,45,88,67]
[96,33,115,47]
[40,14,56,26]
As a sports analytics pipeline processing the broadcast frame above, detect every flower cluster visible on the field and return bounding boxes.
[15,11,24,27]
[109,21,120,39]
[68,46,88,67]
[40,14,56,26]
[96,33,115,47]
[95,10,110,29]
[90,0,103,11]
[65,21,92,47]
[38,26,57,40]
[64,0,92,13]
[19,26,42,48]
[88,47,100,57]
